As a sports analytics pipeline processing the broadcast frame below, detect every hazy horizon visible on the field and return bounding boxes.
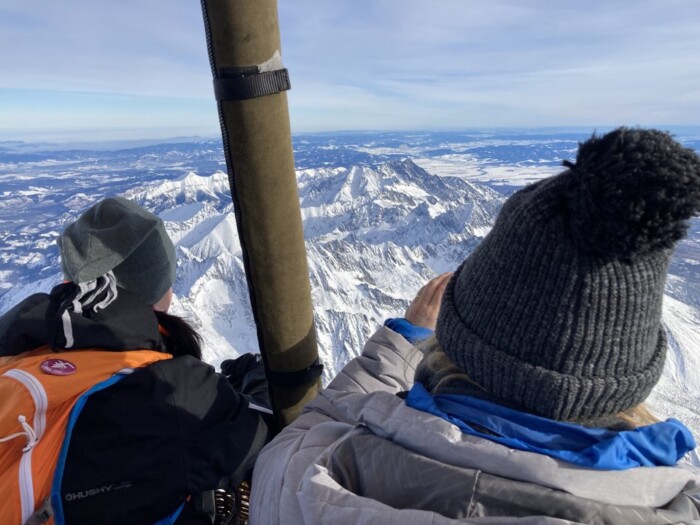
[3,125,700,150]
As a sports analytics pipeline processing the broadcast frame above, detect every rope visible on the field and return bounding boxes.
[0,415,37,452]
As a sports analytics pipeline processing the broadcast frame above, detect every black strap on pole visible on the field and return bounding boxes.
[265,357,324,389]
[200,0,321,431]
[214,68,291,101]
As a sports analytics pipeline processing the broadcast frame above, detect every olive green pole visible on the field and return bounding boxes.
[200,0,320,428]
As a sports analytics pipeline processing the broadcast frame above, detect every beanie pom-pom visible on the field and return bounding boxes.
[564,128,700,258]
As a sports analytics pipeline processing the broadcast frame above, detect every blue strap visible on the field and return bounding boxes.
[153,503,185,525]
[51,374,126,525]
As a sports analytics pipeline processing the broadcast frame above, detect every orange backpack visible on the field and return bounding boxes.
[0,347,171,525]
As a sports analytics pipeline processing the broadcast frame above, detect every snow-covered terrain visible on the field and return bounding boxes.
[1,130,699,465]
[97,161,501,375]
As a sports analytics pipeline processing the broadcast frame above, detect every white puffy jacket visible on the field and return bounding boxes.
[250,327,700,524]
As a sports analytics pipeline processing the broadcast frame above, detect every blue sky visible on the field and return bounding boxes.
[0,0,698,141]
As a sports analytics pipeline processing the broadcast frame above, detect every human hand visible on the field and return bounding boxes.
[404,272,453,330]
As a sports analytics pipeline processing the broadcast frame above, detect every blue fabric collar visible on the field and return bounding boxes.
[384,318,433,345]
[406,383,696,470]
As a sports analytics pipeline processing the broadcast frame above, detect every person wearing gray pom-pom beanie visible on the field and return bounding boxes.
[432,128,700,423]
[250,128,700,525]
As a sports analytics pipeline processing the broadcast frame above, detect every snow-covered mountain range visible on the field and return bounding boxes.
[133,161,503,376]
[1,130,699,464]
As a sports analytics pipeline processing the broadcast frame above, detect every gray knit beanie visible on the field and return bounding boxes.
[58,197,176,305]
[436,128,700,421]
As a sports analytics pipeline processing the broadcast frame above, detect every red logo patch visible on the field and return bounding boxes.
[40,359,77,376]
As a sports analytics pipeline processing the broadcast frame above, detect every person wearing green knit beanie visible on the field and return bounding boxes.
[58,196,176,307]
[0,197,272,524]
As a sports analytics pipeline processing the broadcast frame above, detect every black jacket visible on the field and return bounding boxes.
[0,284,269,525]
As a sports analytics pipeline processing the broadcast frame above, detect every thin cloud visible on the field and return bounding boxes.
[0,0,698,136]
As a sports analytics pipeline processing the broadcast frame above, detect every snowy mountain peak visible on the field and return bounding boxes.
[124,170,231,213]
[298,159,502,246]
[178,209,241,260]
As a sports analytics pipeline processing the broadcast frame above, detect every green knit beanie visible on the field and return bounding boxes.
[58,197,176,305]
[436,128,700,421]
